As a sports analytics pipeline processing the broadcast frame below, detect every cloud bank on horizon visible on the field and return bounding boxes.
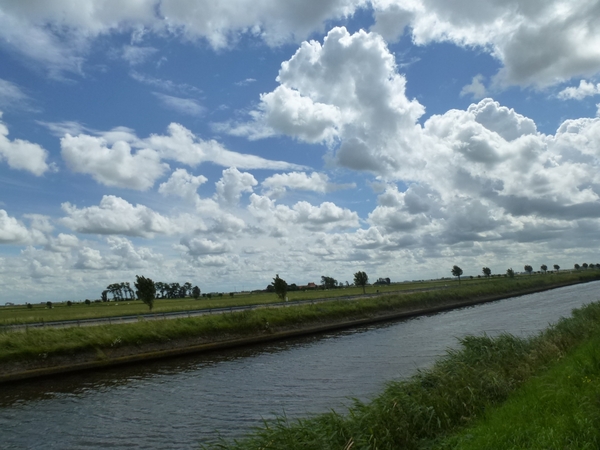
[1,0,600,302]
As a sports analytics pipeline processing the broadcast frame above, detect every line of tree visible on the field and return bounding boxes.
[452,261,600,282]
[154,281,195,299]
[103,282,135,301]
[103,280,201,301]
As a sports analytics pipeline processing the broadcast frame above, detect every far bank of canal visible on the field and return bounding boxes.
[1,275,596,383]
[2,280,600,449]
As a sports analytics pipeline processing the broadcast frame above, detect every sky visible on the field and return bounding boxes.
[2,0,600,303]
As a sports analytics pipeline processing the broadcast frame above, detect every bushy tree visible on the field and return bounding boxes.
[354,271,369,294]
[482,267,491,278]
[451,265,463,284]
[554,264,560,272]
[582,263,589,270]
[192,285,201,299]
[506,268,515,278]
[541,264,548,274]
[271,274,288,301]
[524,265,533,275]
[574,263,581,270]
[321,276,337,289]
[135,275,156,311]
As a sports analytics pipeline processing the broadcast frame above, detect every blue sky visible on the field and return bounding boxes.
[1,0,600,303]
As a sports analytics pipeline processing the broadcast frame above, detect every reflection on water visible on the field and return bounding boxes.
[2,281,599,449]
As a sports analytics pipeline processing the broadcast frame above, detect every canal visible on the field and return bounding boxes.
[2,281,599,449]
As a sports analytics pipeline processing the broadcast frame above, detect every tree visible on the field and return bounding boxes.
[541,264,548,274]
[582,263,589,270]
[482,267,491,278]
[192,286,201,299]
[84,299,91,305]
[451,265,463,284]
[155,282,167,298]
[135,275,156,311]
[124,282,134,300]
[524,265,533,275]
[354,271,368,294]
[574,263,581,270]
[46,301,53,308]
[271,274,288,301]
[321,276,337,289]
[506,268,515,278]
[66,301,72,307]
[554,264,560,272]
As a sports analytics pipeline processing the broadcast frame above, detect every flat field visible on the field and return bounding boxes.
[0,279,452,325]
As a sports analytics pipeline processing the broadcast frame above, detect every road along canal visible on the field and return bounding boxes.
[2,281,599,449]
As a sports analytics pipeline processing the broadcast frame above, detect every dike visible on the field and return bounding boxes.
[0,277,592,384]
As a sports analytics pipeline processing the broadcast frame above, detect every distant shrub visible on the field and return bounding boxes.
[46,301,53,309]
[66,301,72,307]
[85,299,91,305]
[26,303,33,309]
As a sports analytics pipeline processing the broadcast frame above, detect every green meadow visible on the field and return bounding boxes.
[0,279,449,325]
[1,271,597,366]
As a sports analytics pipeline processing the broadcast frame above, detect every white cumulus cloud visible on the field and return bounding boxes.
[61,195,178,238]
[61,133,168,190]
[0,112,50,176]
[558,80,600,100]
[215,167,258,205]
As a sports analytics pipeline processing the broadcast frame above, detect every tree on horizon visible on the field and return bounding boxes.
[354,271,368,294]
[135,275,156,311]
[272,274,288,301]
[451,265,463,284]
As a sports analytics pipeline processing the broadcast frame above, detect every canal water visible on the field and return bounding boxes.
[2,281,599,449]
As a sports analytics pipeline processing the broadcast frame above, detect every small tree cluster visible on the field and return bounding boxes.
[321,276,338,290]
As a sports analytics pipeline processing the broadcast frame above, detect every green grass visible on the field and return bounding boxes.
[434,335,600,449]
[0,280,448,325]
[203,297,600,450]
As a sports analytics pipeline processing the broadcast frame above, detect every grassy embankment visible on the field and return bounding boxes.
[0,280,439,325]
[0,271,597,369]
[207,294,600,450]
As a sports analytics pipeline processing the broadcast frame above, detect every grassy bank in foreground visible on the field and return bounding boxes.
[0,271,598,367]
[207,299,600,450]
[435,333,600,449]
